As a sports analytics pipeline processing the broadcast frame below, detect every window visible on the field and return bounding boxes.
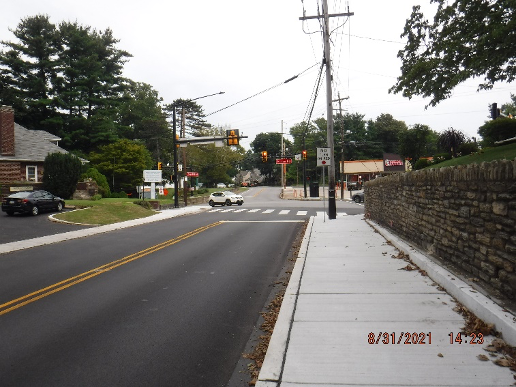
[26,166,38,182]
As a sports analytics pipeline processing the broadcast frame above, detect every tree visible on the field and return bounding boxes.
[0,15,60,129]
[399,124,437,166]
[118,82,170,161]
[390,1,516,107]
[438,127,466,157]
[501,94,516,117]
[251,132,284,185]
[165,99,211,137]
[81,167,111,197]
[43,152,84,199]
[88,139,153,192]
[478,118,516,147]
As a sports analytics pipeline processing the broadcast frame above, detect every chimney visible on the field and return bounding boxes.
[0,106,15,156]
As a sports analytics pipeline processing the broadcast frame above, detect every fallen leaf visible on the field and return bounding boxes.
[477,354,489,361]
[493,358,511,367]
[437,353,443,357]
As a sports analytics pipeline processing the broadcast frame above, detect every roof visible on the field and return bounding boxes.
[0,124,68,162]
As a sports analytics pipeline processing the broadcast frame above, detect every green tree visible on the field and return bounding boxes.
[438,127,466,157]
[251,132,284,185]
[165,99,211,137]
[0,15,60,130]
[390,1,516,107]
[368,113,408,155]
[81,167,111,197]
[478,118,516,147]
[88,139,153,192]
[118,82,170,161]
[43,152,84,199]
[501,94,516,117]
[399,124,436,166]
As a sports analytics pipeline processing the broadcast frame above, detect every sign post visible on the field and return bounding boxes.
[143,170,162,200]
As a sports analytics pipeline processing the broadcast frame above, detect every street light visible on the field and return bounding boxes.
[172,92,225,208]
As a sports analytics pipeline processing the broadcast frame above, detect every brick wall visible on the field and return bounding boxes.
[0,106,15,156]
[365,159,516,299]
[0,162,21,185]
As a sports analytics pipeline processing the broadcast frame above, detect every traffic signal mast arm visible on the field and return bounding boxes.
[175,133,248,146]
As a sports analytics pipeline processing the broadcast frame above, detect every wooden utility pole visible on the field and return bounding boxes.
[300,3,353,219]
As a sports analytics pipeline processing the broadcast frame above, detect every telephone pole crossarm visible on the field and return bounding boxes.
[299,12,354,20]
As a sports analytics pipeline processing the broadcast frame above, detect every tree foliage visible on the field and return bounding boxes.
[399,124,437,166]
[43,152,84,199]
[437,127,467,157]
[390,1,516,106]
[0,15,132,153]
[478,118,516,146]
[88,139,153,192]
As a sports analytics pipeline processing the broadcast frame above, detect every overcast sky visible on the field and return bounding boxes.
[1,0,513,149]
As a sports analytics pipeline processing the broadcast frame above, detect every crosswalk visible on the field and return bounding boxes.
[207,208,347,216]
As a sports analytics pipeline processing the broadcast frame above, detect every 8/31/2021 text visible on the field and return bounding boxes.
[368,332,432,345]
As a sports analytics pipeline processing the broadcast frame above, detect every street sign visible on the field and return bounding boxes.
[317,148,331,166]
[143,170,162,182]
[186,171,199,177]
[276,158,292,164]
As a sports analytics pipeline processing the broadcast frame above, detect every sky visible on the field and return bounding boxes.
[1,0,514,149]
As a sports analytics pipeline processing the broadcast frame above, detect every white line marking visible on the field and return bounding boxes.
[262,209,275,214]
[279,210,290,215]
[296,211,308,216]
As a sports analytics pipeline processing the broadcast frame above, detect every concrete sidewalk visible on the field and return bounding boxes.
[257,214,516,386]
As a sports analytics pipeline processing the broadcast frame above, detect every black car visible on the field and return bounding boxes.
[1,190,65,216]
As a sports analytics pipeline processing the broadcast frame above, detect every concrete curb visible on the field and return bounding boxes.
[367,219,516,347]
[256,216,315,386]
[0,206,208,255]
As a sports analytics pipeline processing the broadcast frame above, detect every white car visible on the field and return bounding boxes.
[208,191,244,206]
[216,183,226,188]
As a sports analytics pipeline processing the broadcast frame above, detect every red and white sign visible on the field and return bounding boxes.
[317,148,331,166]
[384,159,404,167]
[275,158,292,164]
[186,171,199,177]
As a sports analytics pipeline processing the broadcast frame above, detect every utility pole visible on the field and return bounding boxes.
[301,3,353,219]
[334,92,349,201]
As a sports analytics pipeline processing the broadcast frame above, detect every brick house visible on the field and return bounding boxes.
[0,105,75,190]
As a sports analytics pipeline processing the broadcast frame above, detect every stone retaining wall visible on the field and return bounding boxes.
[364,159,516,299]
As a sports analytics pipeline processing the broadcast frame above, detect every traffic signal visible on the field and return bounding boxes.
[261,151,268,162]
[175,134,180,148]
[491,103,500,120]
[302,150,307,160]
[157,162,162,170]
[226,129,239,146]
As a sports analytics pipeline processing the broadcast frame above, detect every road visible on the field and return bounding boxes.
[0,187,363,386]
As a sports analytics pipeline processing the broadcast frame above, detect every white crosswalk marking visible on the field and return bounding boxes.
[233,209,247,213]
[262,209,275,214]
[296,211,308,216]
[248,209,261,213]
[279,210,290,215]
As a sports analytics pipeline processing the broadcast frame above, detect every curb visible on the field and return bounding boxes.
[256,216,315,386]
[0,206,208,255]
[367,219,516,347]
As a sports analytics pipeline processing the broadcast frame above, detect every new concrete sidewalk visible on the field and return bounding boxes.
[257,214,516,386]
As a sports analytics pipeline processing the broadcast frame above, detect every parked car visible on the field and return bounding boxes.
[1,190,65,216]
[352,191,364,203]
[208,191,244,206]
[216,183,226,188]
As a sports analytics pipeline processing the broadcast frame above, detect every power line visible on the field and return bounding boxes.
[205,63,320,117]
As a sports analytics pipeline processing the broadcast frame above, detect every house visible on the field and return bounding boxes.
[0,105,75,190]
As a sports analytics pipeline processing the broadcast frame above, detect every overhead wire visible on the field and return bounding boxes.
[205,63,320,117]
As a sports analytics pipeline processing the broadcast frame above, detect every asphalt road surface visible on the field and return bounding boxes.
[0,187,363,386]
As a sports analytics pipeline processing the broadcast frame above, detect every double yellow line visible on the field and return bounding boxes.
[0,221,223,316]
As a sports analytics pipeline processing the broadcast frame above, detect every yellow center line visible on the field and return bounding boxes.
[252,188,265,197]
[0,221,223,316]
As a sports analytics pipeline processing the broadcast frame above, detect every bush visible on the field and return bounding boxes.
[134,200,152,209]
[91,194,102,201]
[196,188,209,194]
[432,153,451,164]
[43,152,83,199]
[110,191,128,198]
[458,142,479,156]
[81,168,111,197]
[414,159,431,170]
[478,117,516,146]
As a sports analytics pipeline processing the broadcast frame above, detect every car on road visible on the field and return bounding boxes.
[208,191,244,206]
[352,191,364,203]
[1,190,65,216]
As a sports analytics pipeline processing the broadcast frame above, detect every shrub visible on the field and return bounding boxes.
[43,152,83,199]
[458,142,479,156]
[478,117,516,146]
[91,194,102,201]
[134,200,152,209]
[414,158,431,170]
[81,168,111,197]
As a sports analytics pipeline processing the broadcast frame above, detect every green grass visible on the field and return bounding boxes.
[54,187,248,225]
[430,142,516,168]
[54,198,155,225]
